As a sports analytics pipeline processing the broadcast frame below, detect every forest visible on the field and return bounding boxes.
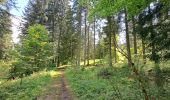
[0,0,170,100]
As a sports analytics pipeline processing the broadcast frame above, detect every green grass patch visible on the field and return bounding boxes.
[66,65,170,100]
[0,70,59,100]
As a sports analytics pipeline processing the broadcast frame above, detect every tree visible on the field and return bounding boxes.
[59,6,77,65]
[137,2,170,88]
[124,9,132,67]
[22,0,47,34]
[132,16,137,55]
[45,0,69,67]
[89,0,157,99]
[107,16,113,67]
[11,24,52,77]
[0,0,14,60]
[83,8,87,65]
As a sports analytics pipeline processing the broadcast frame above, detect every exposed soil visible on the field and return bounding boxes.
[37,69,73,100]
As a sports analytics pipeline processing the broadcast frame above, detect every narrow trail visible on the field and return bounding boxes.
[59,71,73,100]
[37,68,73,100]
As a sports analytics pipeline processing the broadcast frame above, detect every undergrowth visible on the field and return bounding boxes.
[66,65,170,100]
[0,70,58,100]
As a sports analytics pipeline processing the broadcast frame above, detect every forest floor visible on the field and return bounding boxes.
[37,67,73,100]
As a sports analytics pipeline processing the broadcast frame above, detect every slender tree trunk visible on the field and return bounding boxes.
[87,24,90,65]
[132,16,137,55]
[84,9,87,66]
[93,16,96,65]
[124,9,132,67]
[113,34,117,63]
[112,17,117,63]
[148,6,161,88]
[98,31,101,64]
[107,16,113,67]
[56,26,62,67]
[76,6,82,67]
[52,1,56,65]
[142,39,146,64]
[70,34,73,65]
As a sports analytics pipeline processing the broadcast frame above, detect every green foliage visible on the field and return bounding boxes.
[0,60,10,81]
[0,71,53,100]
[58,7,77,64]
[10,24,53,77]
[89,0,152,19]
[22,0,47,34]
[66,66,139,100]
[66,64,170,100]
[0,3,12,60]
[137,3,170,62]
[97,67,113,79]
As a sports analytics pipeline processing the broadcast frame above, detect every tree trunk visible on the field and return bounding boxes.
[112,17,117,63]
[142,39,146,64]
[84,9,87,66]
[52,1,56,65]
[107,16,113,67]
[87,24,90,65]
[76,6,82,67]
[70,33,73,65]
[132,16,137,55]
[93,16,96,65]
[124,9,132,67]
[56,26,62,67]
[148,6,161,88]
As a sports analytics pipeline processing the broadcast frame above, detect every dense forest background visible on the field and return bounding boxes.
[0,0,170,100]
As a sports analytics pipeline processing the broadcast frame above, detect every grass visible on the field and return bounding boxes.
[0,70,60,100]
[65,64,170,100]
[0,60,169,100]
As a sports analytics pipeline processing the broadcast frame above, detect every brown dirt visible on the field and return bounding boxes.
[37,69,73,100]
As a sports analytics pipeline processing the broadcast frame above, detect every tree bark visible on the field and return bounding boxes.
[124,9,132,67]
[76,6,82,67]
[132,16,137,55]
[142,39,146,64]
[56,25,62,67]
[107,16,113,67]
[93,16,96,65]
[112,17,117,63]
[87,24,90,65]
[84,9,87,66]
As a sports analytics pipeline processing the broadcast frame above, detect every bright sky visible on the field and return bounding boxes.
[11,0,29,43]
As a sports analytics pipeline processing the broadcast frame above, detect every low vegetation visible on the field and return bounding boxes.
[0,70,59,100]
[66,64,170,100]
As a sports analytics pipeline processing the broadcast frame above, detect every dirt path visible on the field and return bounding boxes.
[37,69,73,100]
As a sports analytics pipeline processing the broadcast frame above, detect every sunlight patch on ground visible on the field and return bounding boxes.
[49,70,62,77]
